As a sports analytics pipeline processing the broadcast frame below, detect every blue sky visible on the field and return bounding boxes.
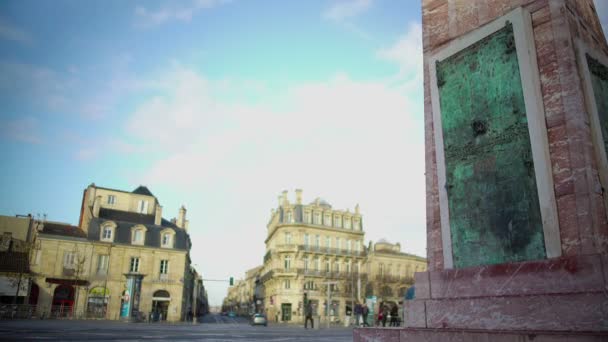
[0,0,425,306]
[2,1,605,307]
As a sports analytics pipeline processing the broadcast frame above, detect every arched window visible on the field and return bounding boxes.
[160,229,175,248]
[131,225,147,245]
[100,221,116,242]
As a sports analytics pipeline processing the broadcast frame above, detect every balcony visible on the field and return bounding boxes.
[297,245,366,257]
[374,274,415,283]
[297,268,367,280]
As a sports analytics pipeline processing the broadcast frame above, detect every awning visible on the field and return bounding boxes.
[45,278,89,286]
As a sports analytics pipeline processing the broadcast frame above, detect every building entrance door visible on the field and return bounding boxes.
[281,303,291,321]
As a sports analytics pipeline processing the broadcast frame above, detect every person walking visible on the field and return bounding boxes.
[354,302,362,327]
[304,301,314,329]
[381,305,388,327]
[390,304,399,327]
[362,303,369,327]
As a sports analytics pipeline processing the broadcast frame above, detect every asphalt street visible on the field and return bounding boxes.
[0,314,355,341]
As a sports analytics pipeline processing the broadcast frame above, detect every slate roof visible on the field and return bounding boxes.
[41,222,87,238]
[91,209,189,250]
[132,185,155,197]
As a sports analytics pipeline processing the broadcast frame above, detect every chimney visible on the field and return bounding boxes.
[355,204,360,215]
[177,205,187,229]
[155,205,162,225]
[281,190,288,206]
[295,189,302,204]
[93,195,102,217]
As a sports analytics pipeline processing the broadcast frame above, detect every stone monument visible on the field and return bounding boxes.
[355,0,608,340]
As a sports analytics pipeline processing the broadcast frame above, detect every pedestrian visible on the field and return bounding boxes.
[362,303,369,327]
[377,307,383,327]
[381,305,388,327]
[304,301,314,329]
[354,302,362,327]
[390,304,399,327]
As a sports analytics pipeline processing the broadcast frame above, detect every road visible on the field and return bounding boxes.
[0,313,355,341]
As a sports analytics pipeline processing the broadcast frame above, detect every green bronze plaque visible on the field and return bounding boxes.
[587,54,608,158]
[437,23,546,268]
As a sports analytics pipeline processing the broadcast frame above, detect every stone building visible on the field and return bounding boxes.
[26,184,198,322]
[225,190,426,324]
[363,240,426,307]
[0,215,37,305]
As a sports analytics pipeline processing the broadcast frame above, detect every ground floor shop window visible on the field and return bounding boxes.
[87,287,109,318]
[151,290,170,321]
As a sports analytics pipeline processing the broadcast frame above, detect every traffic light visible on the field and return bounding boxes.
[229,277,234,286]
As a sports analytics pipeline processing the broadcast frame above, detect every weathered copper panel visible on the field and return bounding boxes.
[587,55,608,157]
[437,23,546,268]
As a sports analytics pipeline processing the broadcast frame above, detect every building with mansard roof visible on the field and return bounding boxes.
[22,183,205,322]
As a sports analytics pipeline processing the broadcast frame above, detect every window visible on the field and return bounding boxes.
[325,236,331,249]
[354,219,360,230]
[137,200,149,214]
[97,255,109,274]
[304,211,311,224]
[130,257,140,273]
[355,241,360,253]
[102,226,113,241]
[285,211,293,223]
[347,240,352,253]
[160,260,169,274]
[131,226,146,245]
[315,235,320,250]
[63,252,76,269]
[285,232,292,245]
[346,260,351,273]
[304,233,309,247]
[314,257,320,271]
[161,232,173,248]
[313,212,321,224]
[325,259,330,273]
[284,256,291,271]
[334,261,340,273]
[334,215,341,228]
[284,279,290,289]
[304,281,315,290]
[303,257,309,271]
[336,237,341,250]
[107,195,116,205]
[324,214,331,226]
[344,217,351,229]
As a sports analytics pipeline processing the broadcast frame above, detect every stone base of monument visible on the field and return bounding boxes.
[353,328,608,341]
[354,254,608,341]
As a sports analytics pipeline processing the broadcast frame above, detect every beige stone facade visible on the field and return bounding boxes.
[224,190,426,324]
[12,183,204,322]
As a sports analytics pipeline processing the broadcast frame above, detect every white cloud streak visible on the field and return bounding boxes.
[322,0,373,22]
[0,18,32,44]
[134,0,231,28]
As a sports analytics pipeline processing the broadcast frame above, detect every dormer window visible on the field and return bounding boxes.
[137,200,149,214]
[344,217,351,229]
[304,211,311,224]
[131,225,147,245]
[334,215,342,228]
[313,212,321,224]
[107,195,116,205]
[285,211,293,223]
[324,214,331,226]
[160,229,175,248]
[100,221,116,242]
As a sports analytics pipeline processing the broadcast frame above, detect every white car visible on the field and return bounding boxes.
[250,313,268,326]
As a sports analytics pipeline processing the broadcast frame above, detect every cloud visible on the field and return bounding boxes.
[134,0,231,28]
[0,117,42,144]
[120,63,425,305]
[322,0,373,22]
[376,22,423,92]
[0,18,32,44]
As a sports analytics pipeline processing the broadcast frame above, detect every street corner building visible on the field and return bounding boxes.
[223,190,426,325]
[0,184,207,322]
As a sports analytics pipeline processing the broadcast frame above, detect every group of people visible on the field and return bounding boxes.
[355,301,400,327]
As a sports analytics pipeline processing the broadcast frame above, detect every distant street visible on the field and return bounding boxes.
[0,314,355,341]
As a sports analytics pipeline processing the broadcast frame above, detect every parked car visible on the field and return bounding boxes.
[228,311,236,318]
[250,313,267,326]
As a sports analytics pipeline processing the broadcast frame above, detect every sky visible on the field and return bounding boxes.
[0,1,606,307]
